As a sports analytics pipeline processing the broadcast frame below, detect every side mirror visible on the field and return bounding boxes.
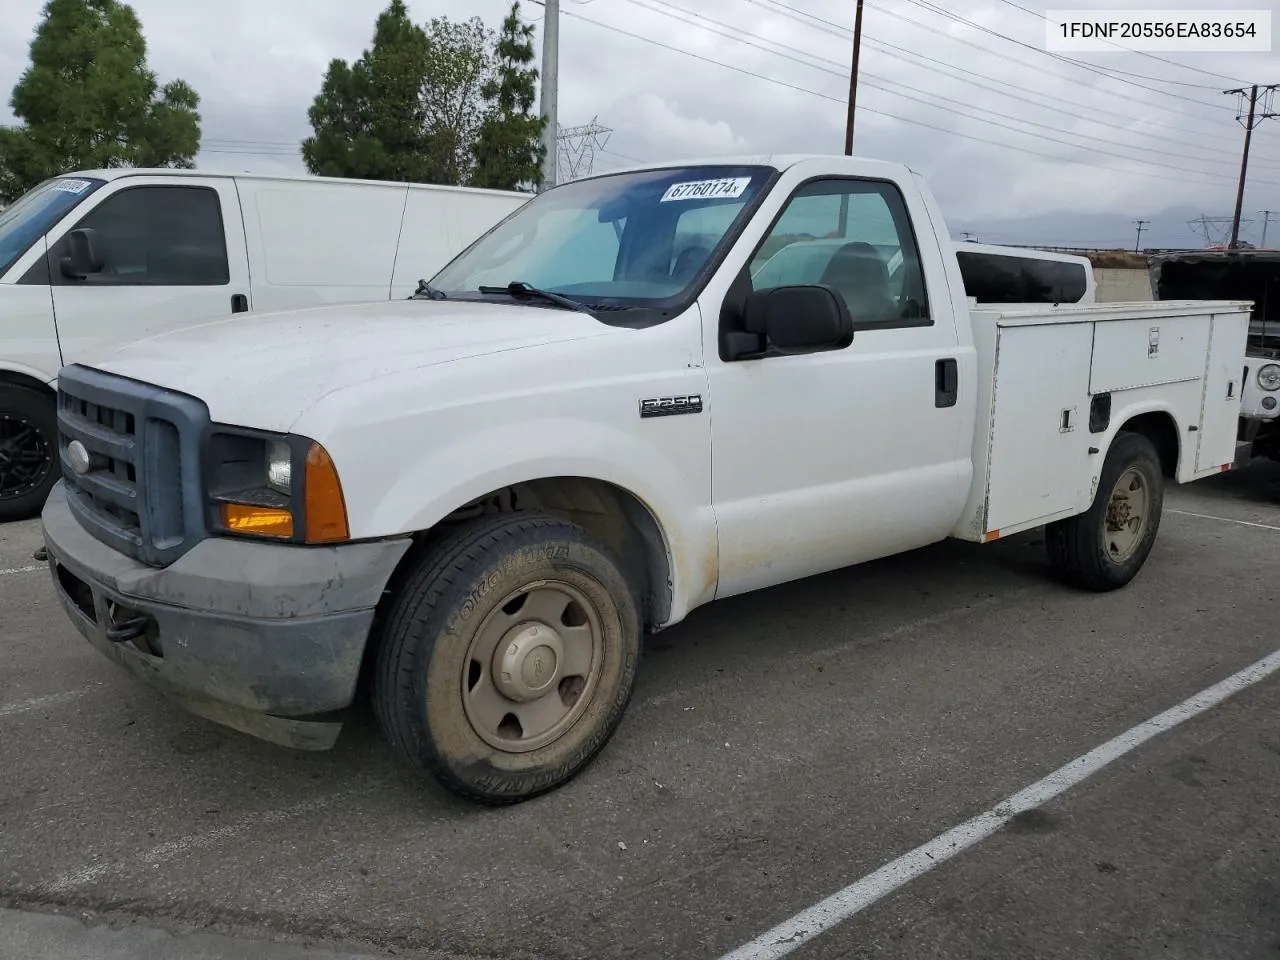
[729,284,854,359]
[59,228,104,280]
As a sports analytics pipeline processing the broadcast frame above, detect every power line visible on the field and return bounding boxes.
[1260,210,1276,248]
[649,0,1279,174]
[891,0,1228,102]
[989,0,1246,86]
[732,0,1279,163]
[1226,84,1280,247]
[747,0,1234,124]
[1132,219,1149,251]
[611,0,1277,187]
[556,5,1271,190]
[857,37,1280,171]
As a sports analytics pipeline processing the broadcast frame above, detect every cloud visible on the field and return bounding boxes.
[614,92,750,159]
[2,0,1278,247]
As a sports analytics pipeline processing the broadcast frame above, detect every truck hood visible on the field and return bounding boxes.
[80,299,624,430]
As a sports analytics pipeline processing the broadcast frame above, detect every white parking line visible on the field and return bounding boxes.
[1168,508,1280,533]
[0,564,42,577]
[717,645,1280,960]
[42,789,368,894]
[0,686,101,720]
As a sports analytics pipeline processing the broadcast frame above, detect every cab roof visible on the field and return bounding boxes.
[573,152,920,180]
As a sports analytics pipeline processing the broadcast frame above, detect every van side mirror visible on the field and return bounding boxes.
[727,284,854,359]
[59,228,104,280]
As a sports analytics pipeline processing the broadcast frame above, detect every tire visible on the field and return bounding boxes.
[0,385,59,524]
[1045,431,1164,592]
[372,513,642,805]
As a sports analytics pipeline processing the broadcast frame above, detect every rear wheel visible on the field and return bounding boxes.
[0,385,58,523]
[372,513,642,805]
[1045,431,1164,591]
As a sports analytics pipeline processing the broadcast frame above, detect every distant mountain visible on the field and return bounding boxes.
[945,205,1274,251]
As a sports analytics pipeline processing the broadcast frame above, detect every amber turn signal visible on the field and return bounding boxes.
[221,503,294,538]
[304,441,349,543]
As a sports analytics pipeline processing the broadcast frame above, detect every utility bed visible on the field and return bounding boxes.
[953,299,1253,543]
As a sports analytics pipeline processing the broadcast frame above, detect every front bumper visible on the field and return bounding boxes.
[42,482,412,750]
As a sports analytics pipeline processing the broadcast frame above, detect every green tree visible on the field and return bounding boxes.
[301,0,435,182]
[470,2,546,192]
[421,16,495,185]
[0,0,201,204]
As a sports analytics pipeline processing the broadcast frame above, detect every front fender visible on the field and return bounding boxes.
[0,359,59,388]
[351,418,718,624]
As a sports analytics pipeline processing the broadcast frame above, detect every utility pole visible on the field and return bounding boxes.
[843,0,865,155]
[1132,219,1149,252]
[1261,210,1275,248]
[1225,84,1278,248]
[538,0,560,192]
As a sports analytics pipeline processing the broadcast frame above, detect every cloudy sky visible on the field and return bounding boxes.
[2,0,1278,247]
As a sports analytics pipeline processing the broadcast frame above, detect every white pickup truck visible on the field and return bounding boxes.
[1148,249,1280,462]
[40,154,1250,806]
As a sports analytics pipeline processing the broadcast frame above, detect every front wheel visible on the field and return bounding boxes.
[1045,431,1164,592]
[372,513,642,805]
[0,385,59,524]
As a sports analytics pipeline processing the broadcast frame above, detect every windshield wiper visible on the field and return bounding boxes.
[411,278,448,300]
[477,281,593,314]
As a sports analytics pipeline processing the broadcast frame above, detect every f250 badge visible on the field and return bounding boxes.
[639,395,703,418]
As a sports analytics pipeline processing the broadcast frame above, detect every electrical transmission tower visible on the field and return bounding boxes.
[556,118,612,182]
[1188,214,1250,248]
[1224,84,1279,248]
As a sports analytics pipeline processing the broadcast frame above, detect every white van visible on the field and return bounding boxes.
[0,169,530,521]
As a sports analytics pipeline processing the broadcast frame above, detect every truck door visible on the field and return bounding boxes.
[41,177,250,363]
[707,175,971,599]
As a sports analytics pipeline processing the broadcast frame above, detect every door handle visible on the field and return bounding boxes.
[231,294,248,313]
[935,358,958,408]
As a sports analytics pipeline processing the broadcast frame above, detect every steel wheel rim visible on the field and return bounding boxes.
[460,579,605,754]
[1104,466,1149,562]
[0,413,51,500]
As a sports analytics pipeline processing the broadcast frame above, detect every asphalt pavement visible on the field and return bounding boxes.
[1,462,1278,960]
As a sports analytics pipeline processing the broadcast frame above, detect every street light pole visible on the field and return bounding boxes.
[538,0,560,192]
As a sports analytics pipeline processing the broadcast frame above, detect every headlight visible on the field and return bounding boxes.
[204,429,349,544]
[266,439,292,494]
[1257,363,1280,392]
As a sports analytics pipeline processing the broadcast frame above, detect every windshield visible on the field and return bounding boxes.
[429,164,775,309]
[0,176,105,278]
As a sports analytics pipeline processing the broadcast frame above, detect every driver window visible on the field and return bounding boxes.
[749,179,930,328]
[57,185,230,286]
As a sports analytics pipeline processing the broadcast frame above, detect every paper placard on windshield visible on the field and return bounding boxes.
[660,177,751,202]
[52,178,93,194]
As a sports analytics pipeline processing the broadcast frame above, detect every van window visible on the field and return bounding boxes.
[750,179,931,328]
[55,185,230,286]
[0,176,105,277]
[956,250,1087,303]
